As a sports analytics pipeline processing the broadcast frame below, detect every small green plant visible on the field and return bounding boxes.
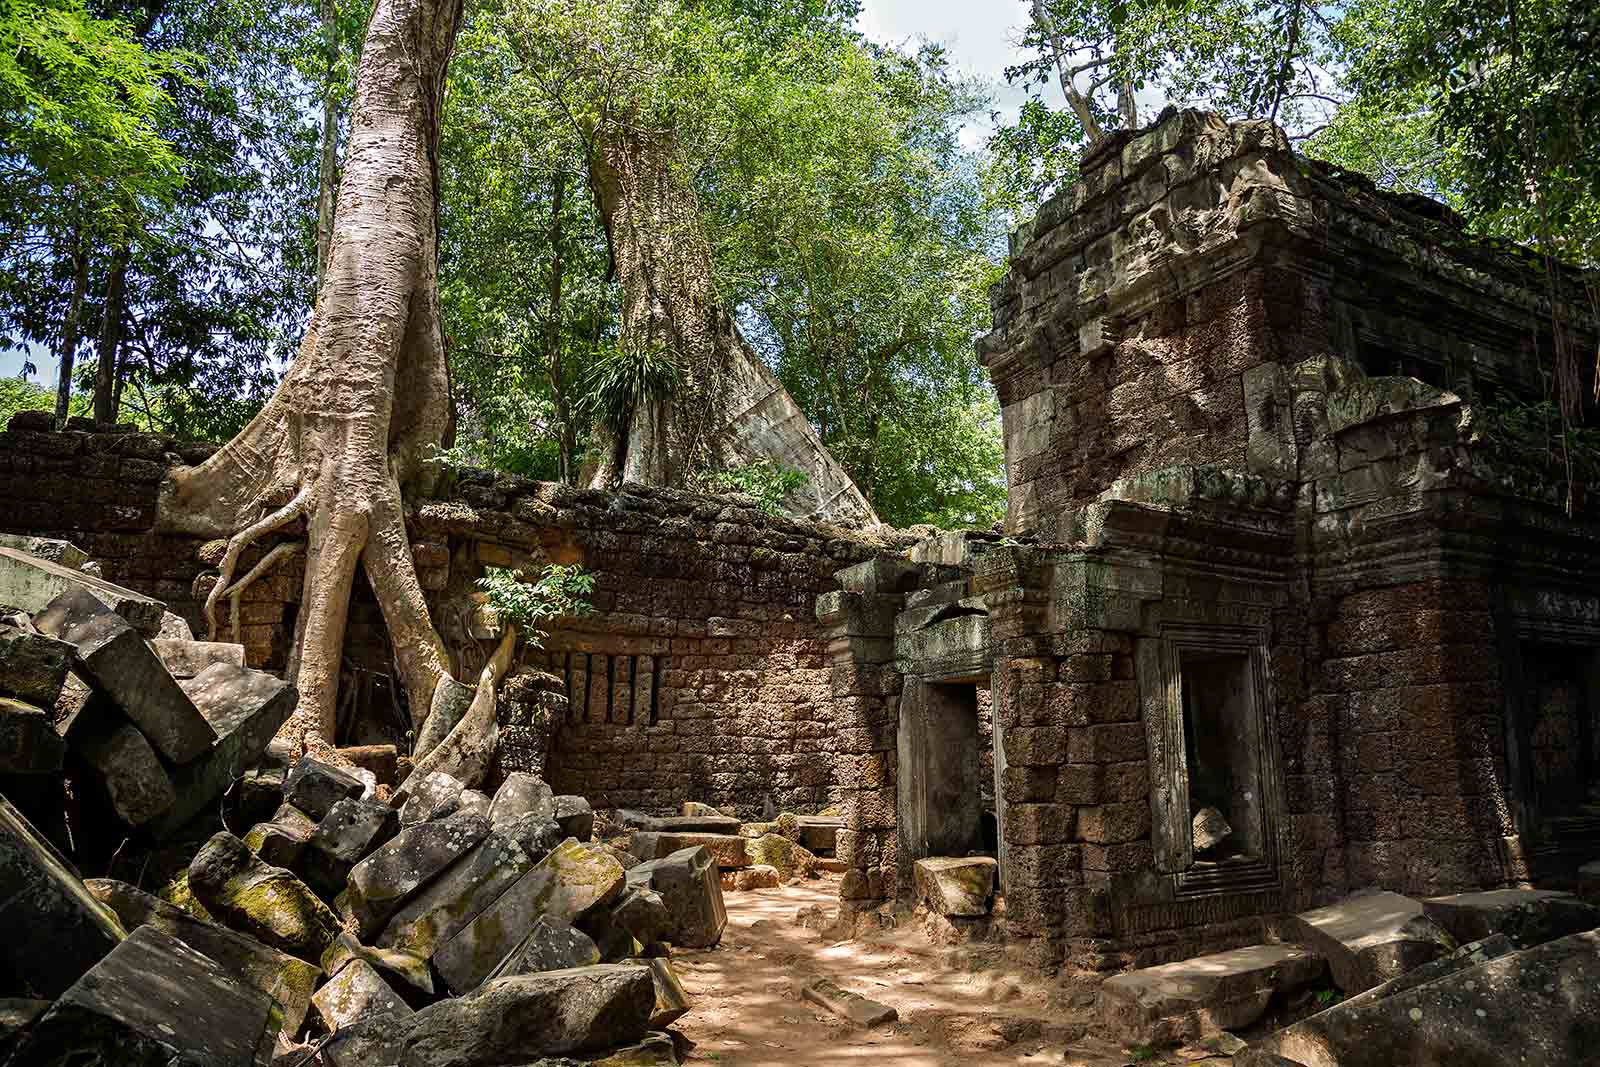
[584,341,681,430]
[1124,1043,1160,1063]
[476,563,594,648]
[692,459,809,516]
[1314,987,1343,1007]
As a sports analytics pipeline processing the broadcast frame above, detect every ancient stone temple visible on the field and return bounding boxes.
[820,109,1600,972]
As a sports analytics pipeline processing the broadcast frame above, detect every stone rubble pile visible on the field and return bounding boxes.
[611,800,844,895]
[0,542,716,1066]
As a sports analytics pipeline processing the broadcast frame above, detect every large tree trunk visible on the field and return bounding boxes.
[587,127,877,525]
[54,230,90,422]
[315,0,340,287]
[93,243,130,424]
[157,0,468,759]
[546,171,573,483]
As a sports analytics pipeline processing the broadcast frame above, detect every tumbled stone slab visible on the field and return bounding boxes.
[9,924,273,1067]
[435,838,626,994]
[626,845,727,949]
[1422,888,1600,949]
[630,830,749,869]
[1283,889,1452,993]
[283,757,364,821]
[152,638,245,679]
[796,814,843,854]
[343,811,491,941]
[458,788,491,817]
[0,534,88,571]
[147,662,297,840]
[1100,943,1325,1044]
[611,886,671,947]
[34,587,215,764]
[0,625,72,706]
[0,546,164,636]
[490,771,556,826]
[589,1031,680,1066]
[188,831,341,964]
[299,796,399,899]
[377,811,562,962]
[643,957,691,1028]
[914,856,997,917]
[1239,930,1600,1067]
[399,770,464,827]
[85,877,318,1039]
[0,793,124,998]
[399,965,655,1062]
[555,794,595,841]
[0,696,64,774]
[72,715,176,828]
[802,977,898,1028]
[489,914,601,980]
[320,932,434,997]
[243,818,311,869]
[651,814,741,835]
[314,957,412,1031]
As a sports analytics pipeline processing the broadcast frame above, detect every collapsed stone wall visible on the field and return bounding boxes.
[0,413,897,816]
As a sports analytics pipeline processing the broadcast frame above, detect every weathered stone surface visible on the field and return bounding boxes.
[588,1031,680,1066]
[0,794,124,998]
[626,846,726,949]
[490,915,602,979]
[283,757,364,821]
[743,833,815,882]
[320,932,434,997]
[1422,889,1600,949]
[457,789,491,818]
[412,675,474,760]
[299,796,399,899]
[0,625,72,706]
[0,696,64,774]
[0,998,49,1064]
[72,715,176,827]
[681,802,723,818]
[615,809,657,831]
[157,609,194,640]
[1240,930,1600,1067]
[611,887,671,947]
[313,957,412,1031]
[318,1010,409,1067]
[152,638,246,679]
[187,831,340,964]
[642,958,690,1029]
[1192,806,1233,852]
[399,770,464,828]
[0,533,89,571]
[1101,943,1326,1044]
[84,877,318,1039]
[343,811,491,941]
[795,815,842,854]
[0,546,165,636]
[9,924,273,1067]
[1284,890,1453,993]
[802,977,898,1028]
[243,818,311,870]
[339,743,399,786]
[34,587,216,764]
[652,814,741,835]
[630,831,748,869]
[555,794,596,841]
[377,811,563,962]
[399,965,655,1064]
[913,856,997,917]
[435,839,626,994]
[147,662,297,840]
[732,865,781,891]
[490,771,556,826]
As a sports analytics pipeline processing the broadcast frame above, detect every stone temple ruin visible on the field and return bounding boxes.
[2,110,1600,1064]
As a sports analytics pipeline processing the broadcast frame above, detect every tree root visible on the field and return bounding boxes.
[394,625,518,801]
[217,541,304,645]
[204,488,310,640]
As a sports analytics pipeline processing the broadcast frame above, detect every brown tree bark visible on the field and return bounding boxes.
[158,0,469,759]
[93,243,130,424]
[54,230,90,422]
[546,170,574,483]
[315,0,340,287]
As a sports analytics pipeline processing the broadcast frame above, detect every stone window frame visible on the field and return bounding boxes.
[1140,623,1287,898]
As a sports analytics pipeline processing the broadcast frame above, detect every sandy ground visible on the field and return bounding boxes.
[668,876,1238,1067]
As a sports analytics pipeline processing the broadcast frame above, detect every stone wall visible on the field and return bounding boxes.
[0,413,899,815]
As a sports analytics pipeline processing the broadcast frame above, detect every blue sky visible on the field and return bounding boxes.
[9,1,1043,385]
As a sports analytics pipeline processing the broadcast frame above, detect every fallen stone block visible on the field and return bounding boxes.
[435,838,626,994]
[652,814,741,835]
[243,817,312,869]
[0,793,124,998]
[682,801,723,818]
[802,977,898,1028]
[1100,943,1326,1045]
[318,1010,410,1067]
[398,965,655,1063]
[8,924,274,1067]
[1193,805,1233,852]
[611,886,671,947]
[71,714,177,828]
[732,864,781,891]
[490,771,556,825]
[146,661,297,840]
[490,914,602,980]
[0,696,64,774]
[743,833,814,881]
[236,767,286,827]
[343,810,491,941]
[85,877,318,1039]
[556,794,595,841]
[320,932,434,998]
[630,831,749,869]
[1422,888,1600,949]
[914,856,997,917]
[157,610,194,640]
[615,808,658,831]
[339,743,399,786]
[583,905,644,963]
[626,845,726,949]
[588,1031,680,1066]
[1282,889,1453,993]
[0,998,49,1064]
[796,814,842,854]
[283,756,364,821]
[299,796,399,899]
[399,769,464,827]
[33,587,215,765]
[0,534,89,571]
[1240,930,1600,1067]
[641,957,690,1028]
[457,788,492,818]
[151,638,245,679]
[188,831,341,964]
[0,625,72,706]
[377,811,563,962]
[313,957,412,1032]
[0,546,164,636]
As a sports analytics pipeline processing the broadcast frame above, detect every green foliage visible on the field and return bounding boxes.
[583,342,681,437]
[1482,395,1600,484]
[1315,987,1344,1006]
[477,564,595,648]
[692,460,810,516]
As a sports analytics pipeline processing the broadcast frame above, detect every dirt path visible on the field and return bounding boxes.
[669,876,1228,1067]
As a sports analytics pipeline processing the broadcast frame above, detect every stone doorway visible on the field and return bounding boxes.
[1514,642,1600,879]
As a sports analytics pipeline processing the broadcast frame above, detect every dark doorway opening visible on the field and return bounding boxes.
[1180,650,1266,865]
